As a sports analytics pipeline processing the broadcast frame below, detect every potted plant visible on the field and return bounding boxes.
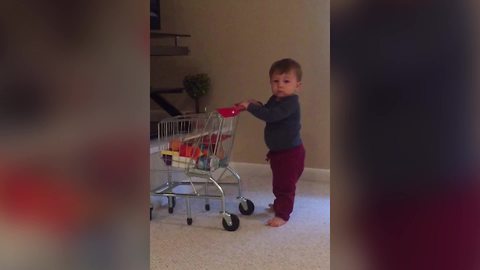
[183,73,210,113]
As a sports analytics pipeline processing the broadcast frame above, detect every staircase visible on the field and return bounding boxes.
[150,32,191,139]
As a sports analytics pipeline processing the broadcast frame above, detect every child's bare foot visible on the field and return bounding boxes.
[267,217,287,227]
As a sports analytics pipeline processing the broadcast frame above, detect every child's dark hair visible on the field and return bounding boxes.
[269,58,302,81]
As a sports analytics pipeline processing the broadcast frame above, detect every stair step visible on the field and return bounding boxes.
[150,87,184,94]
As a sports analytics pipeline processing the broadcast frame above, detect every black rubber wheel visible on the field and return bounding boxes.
[168,207,174,214]
[238,199,255,215]
[205,204,210,211]
[222,214,240,232]
[187,218,193,225]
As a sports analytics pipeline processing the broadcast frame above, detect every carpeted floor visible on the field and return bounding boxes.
[150,164,330,270]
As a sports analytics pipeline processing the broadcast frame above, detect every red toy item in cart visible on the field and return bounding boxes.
[179,144,202,159]
[216,105,245,117]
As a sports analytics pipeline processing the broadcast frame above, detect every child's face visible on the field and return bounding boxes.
[269,70,301,98]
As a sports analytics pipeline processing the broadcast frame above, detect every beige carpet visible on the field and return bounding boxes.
[150,165,330,270]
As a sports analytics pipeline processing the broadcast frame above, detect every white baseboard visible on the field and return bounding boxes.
[229,162,330,182]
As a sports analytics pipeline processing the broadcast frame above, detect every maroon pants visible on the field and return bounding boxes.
[267,144,305,221]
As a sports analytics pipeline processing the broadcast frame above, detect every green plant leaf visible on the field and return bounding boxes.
[183,73,210,100]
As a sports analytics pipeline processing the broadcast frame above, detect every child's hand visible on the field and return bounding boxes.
[236,100,250,109]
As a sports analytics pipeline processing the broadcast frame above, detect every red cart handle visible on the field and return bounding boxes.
[216,105,245,117]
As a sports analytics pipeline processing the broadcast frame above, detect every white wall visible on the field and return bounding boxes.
[153,0,330,169]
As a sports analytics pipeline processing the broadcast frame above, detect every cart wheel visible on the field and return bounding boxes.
[187,218,193,225]
[239,199,255,215]
[168,207,174,214]
[222,214,240,232]
[205,204,210,211]
[150,206,153,220]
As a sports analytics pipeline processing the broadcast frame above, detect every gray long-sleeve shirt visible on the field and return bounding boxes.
[247,95,302,151]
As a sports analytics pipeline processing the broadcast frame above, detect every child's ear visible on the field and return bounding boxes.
[296,81,302,92]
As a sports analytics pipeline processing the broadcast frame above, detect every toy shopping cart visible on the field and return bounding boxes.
[150,106,254,231]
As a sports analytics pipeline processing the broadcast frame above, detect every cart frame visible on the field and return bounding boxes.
[150,111,254,231]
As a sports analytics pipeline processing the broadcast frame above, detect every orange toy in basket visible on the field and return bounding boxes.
[170,139,182,151]
[179,144,202,159]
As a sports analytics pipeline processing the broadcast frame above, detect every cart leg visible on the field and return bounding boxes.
[216,167,228,182]
[204,181,210,211]
[226,166,256,215]
[168,196,176,214]
[226,166,242,198]
[167,169,173,185]
[208,176,226,213]
[186,198,193,225]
